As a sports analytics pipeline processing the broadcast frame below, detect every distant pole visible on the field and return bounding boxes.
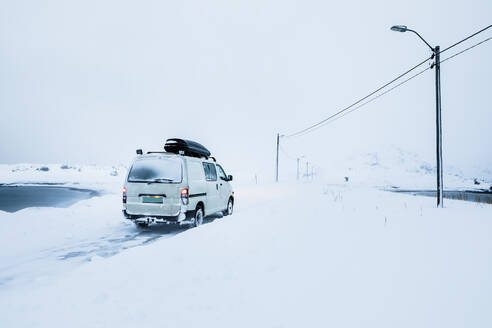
[296,158,300,180]
[275,133,279,182]
[435,46,444,207]
[305,161,309,179]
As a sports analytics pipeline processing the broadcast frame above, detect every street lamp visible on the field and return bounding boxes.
[391,25,443,207]
[390,25,434,51]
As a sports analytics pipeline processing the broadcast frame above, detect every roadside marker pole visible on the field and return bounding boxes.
[275,133,280,183]
[296,158,300,180]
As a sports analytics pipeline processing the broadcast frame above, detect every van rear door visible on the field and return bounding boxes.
[125,155,184,217]
[186,159,207,207]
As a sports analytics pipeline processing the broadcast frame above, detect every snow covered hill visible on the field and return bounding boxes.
[320,147,492,190]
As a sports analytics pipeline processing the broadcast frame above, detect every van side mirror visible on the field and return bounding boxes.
[227,175,233,181]
[136,149,143,155]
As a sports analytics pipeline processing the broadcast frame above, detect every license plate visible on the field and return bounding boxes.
[142,196,163,204]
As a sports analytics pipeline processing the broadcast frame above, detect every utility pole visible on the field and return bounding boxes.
[305,161,309,179]
[435,46,444,208]
[275,133,279,183]
[391,25,444,208]
[296,158,300,180]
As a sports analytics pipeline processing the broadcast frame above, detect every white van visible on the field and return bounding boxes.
[122,139,234,228]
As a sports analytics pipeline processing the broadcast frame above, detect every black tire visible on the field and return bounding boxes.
[190,206,204,228]
[223,198,233,216]
[135,222,149,228]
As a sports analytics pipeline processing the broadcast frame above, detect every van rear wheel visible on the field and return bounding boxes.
[190,206,203,228]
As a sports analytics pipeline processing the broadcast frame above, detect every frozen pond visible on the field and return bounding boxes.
[391,189,492,204]
[0,185,100,212]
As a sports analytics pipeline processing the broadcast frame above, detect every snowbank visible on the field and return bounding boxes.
[0,163,126,193]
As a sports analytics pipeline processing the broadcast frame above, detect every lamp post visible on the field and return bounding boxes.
[391,25,443,208]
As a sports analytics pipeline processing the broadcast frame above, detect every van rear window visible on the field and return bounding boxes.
[128,157,182,183]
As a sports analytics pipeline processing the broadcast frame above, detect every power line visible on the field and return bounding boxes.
[441,36,491,64]
[278,144,298,160]
[441,24,492,53]
[285,25,492,139]
[293,66,432,137]
[290,36,491,137]
[285,56,432,138]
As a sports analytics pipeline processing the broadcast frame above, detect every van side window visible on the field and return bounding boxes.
[208,163,217,181]
[202,162,217,181]
[202,162,210,180]
[216,164,227,180]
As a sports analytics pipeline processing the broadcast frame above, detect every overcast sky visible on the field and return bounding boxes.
[1,0,491,182]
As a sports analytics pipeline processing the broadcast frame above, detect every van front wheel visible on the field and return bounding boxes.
[223,198,233,216]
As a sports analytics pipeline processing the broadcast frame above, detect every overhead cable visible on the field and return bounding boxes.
[285,25,492,138]
[285,56,432,138]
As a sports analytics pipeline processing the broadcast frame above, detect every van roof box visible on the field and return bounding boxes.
[164,138,211,158]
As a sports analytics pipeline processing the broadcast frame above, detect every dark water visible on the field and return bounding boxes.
[0,185,100,212]
[391,189,492,204]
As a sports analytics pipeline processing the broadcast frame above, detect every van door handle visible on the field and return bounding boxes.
[216,184,219,190]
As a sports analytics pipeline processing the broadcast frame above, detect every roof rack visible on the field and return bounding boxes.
[164,138,211,159]
[144,151,214,162]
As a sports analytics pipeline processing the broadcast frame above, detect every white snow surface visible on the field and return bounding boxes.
[1,153,491,327]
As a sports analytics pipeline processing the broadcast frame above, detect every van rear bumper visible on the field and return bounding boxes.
[122,209,194,225]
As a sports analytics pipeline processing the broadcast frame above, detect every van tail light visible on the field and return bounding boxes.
[122,187,127,204]
[180,188,189,205]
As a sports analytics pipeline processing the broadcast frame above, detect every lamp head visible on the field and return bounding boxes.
[391,25,408,32]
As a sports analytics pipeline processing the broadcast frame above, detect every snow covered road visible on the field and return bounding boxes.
[1,183,491,327]
[0,194,193,289]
